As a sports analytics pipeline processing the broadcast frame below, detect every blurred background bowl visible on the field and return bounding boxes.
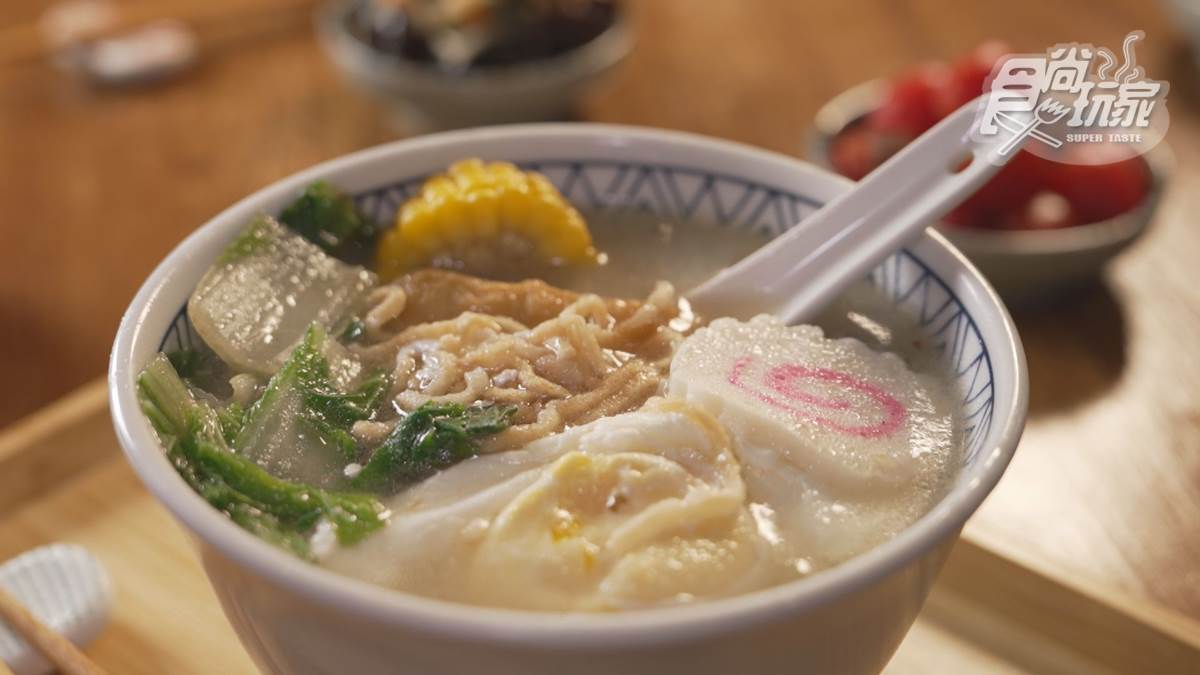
[316,1,632,131]
[808,79,1169,308]
[1163,0,1200,69]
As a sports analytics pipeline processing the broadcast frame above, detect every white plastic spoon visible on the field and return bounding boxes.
[687,95,1031,323]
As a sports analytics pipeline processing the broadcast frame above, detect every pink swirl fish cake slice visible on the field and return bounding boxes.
[668,315,959,498]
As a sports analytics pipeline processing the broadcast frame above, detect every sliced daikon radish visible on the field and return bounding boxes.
[188,217,376,376]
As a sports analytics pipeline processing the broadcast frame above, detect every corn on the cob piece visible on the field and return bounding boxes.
[374,159,597,279]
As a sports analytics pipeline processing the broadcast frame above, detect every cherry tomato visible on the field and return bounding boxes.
[949,40,1011,107]
[943,202,988,228]
[1047,155,1150,222]
[870,65,953,136]
[961,151,1050,224]
[996,191,1078,230]
[829,125,874,181]
[847,42,1148,230]
[829,124,911,181]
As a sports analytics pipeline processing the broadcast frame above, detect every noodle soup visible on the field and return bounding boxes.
[135,160,962,612]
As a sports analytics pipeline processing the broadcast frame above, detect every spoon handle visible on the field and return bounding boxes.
[687,95,1028,324]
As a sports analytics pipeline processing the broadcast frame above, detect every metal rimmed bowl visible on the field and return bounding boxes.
[808,79,1170,307]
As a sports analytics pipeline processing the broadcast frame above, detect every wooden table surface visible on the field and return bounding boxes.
[2,0,1199,637]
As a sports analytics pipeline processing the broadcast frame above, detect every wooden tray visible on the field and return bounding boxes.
[2,381,1199,674]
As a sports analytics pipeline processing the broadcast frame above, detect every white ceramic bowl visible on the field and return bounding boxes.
[110,124,1028,675]
[315,2,632,130]
[809,80,1168,308]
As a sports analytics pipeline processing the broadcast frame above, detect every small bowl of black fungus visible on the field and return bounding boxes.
[317,0,630,130]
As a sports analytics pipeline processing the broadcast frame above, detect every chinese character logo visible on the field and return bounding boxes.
[973,31,1169,165]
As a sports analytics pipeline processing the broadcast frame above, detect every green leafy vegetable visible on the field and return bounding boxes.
[216,216,275,264]
[164,346,233,398]
[234,325,389,489]
[138,353,387,560]
[217,401,247,445]
[304,368,389,428]
[352,402,516,495]
[279,181,372,254]
[167,348,213,380]
[297,415,358,463]
[339,316,366,343]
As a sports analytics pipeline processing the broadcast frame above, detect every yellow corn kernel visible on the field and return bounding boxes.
[374,159,597,279]
[461,190,500,240]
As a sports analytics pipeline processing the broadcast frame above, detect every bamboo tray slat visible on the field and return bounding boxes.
[1,380,1198,674]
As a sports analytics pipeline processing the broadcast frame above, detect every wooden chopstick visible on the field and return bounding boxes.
[0,586,108,675]
[0,654,13,675]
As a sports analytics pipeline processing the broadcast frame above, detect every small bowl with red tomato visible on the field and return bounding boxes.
[808,42,1168,307]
